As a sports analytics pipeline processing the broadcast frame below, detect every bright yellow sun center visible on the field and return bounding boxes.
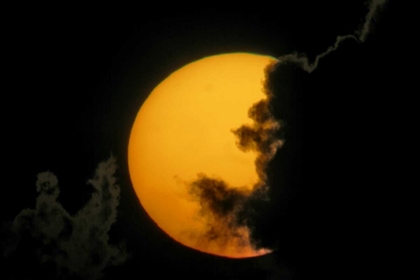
[128,53,277,258]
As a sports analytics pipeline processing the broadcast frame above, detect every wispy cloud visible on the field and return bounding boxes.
[277,0,388,73]
[2,157,127,279]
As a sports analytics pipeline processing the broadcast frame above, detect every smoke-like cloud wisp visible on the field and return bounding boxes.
[186,0,388,254]
[2,157,127,279]
[278,0,387,73]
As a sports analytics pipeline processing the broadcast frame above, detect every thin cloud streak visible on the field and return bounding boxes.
[278,0,387,73]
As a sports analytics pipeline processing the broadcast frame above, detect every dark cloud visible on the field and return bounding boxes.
[187,64,283,253]
[2,157,127,279]
[185,0,388,255]
[232,97,284,183]
[188,174,251,247]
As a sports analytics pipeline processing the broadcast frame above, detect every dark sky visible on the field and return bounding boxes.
[1,1,402,279]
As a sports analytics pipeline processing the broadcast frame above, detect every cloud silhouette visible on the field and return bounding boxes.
[188,174,251,248]
[186,0,388,254]
[186,68,283,253]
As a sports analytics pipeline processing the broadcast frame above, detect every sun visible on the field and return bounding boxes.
[128,53,279,258]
